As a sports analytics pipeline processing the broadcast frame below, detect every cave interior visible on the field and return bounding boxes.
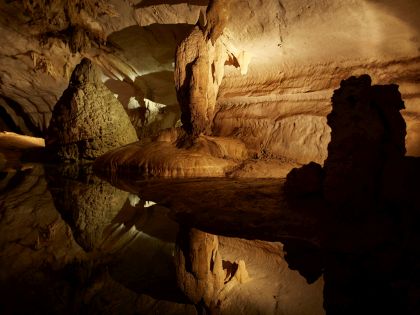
[0,1,420,315]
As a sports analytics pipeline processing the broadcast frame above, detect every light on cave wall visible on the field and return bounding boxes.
[144,98,166,111]
[127,97,167,111]
[128,193,141,206]
[127,96,141,109]
[144,201,157,208]
[128,193,157,208]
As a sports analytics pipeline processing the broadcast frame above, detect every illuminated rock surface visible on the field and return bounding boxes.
[94,130,253,177]
[0,131,44,170]
[1,0,420,173]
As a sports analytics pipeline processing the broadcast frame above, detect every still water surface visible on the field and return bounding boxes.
[0,163,416,315]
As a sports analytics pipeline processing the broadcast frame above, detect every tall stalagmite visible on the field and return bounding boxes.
[174,0,231,138]
[46,58,138,162]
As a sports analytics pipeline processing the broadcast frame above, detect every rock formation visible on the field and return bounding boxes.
[2,0,420,175]
[323,75,406,206]
[285,74,409,206]
[174,0,231,137]
[94,128,250,177]
[46,58,137,162]
[284,75,420,315]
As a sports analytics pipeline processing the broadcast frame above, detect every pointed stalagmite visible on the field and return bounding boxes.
[46,58,138,162]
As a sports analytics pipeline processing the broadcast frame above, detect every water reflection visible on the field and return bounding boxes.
[0,165,327,315]
[46,164,130,252]
[0,165,193,314]
[175,226,323,315]
[100,174,420,315]
[1,165,418,314]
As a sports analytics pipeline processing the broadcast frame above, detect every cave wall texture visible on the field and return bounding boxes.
[1,0,420,165]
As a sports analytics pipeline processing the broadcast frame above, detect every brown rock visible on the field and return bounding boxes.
[46,58,137,162]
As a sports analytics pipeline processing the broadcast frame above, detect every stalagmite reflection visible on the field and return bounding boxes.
[46,165,130,252]
[175,226,324,315]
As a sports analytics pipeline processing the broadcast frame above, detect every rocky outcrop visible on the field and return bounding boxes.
[323,75,406,206]
[104,23,194,138]
[3,0,420,175]
[213,0,420,163]
[285,74,408,206]
[46,58,137,162]
[0,0,206,134]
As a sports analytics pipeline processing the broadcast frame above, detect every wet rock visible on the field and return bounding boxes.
[46,58,137,162]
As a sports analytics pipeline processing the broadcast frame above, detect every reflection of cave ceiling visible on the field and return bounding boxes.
[0,0,420,159]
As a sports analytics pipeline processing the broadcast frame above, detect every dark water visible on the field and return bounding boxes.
[0,163,418,315]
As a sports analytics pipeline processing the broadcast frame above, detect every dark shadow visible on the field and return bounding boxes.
[0,105,21,133]
[0,95,42,136]
[283,74,420,315]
